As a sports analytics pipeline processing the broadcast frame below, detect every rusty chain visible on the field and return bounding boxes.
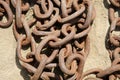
[1,0,120,80]
[14,0,93,79]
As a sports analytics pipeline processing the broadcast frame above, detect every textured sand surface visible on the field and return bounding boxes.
[0,0,113,80]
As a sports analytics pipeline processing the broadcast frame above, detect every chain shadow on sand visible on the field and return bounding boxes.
[15,51,30,80]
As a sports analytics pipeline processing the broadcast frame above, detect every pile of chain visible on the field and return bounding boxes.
[0,0,95,80]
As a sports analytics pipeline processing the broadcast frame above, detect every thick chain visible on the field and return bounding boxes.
[2,0,115,80]
[13,0,94,80]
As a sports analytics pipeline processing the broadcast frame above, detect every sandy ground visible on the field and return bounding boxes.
[0,0,114,80]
